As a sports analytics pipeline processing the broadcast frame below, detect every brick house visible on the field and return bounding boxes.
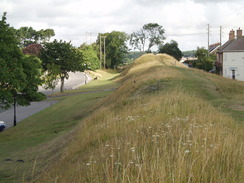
[217,28,244,80]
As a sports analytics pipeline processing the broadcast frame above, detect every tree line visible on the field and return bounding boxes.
[0,12,186,126]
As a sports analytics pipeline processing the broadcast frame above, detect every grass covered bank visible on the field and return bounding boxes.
[0,70,119,183]
[36,54,244,183]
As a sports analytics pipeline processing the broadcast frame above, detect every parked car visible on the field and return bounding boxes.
[0,121,6,131]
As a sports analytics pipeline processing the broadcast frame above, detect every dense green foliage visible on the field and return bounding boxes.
[106,31,128,68]
[15,27,55,47]
[97,31,128,69]
[130,23,165,52]
[0,12,45,110]
[158,40,183,60]
[41,40,85,92]
[78,44,100,70]
[193,47,214,71]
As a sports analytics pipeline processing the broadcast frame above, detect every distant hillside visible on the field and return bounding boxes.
[124,51,146,64]
[37,54,244,183]
[182,50,196,57]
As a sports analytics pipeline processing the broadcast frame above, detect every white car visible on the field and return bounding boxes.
[0,121,6,131]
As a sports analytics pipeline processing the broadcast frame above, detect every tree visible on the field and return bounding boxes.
[194,47,214,71]
[22,43,42,56]
[106,31,128,68]
[0,13,45,126]
[20,55,46,103]
[97,31,128,69]
[78,45,100,70]
[39,29,55,43]
[41,39,84,92]
[130,23,166,52]
[15,27,55,47]
[15,26,35,47]
[158,40,183,61]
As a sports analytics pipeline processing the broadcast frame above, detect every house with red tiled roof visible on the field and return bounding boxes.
[209,43,221,54]
[217,28,244,80]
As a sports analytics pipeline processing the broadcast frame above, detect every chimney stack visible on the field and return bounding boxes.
[237,28,242,39]
[229,29,235,40]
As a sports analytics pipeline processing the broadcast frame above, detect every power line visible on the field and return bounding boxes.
[207,24,224,47]
[166,32,205,36]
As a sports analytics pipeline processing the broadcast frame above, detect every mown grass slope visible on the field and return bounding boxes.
[36,54,244,183]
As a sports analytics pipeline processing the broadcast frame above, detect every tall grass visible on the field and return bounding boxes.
[36,54,243,183]
[0,74,116,183]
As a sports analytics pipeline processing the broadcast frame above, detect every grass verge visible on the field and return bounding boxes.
[0,70,118,183]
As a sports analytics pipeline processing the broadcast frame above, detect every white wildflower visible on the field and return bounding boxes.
[184,150,190,154]
[210,144,215,148]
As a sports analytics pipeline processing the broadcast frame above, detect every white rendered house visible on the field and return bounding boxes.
[217,28,244,81]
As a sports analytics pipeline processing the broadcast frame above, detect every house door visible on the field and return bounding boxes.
[232,70,235,80]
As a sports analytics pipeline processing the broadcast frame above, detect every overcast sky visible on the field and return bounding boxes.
[1,0,244,51]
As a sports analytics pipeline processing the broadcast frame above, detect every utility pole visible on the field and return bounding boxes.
[86,32,92,44]
[100,35,102,69]
[103,36,106,69]
[99,35,106,69]
[220,25,222,46]
[89,32,92,43]
[207,24,210,56]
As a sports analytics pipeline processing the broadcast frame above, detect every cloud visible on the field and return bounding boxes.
[135,0,184,5]
[1,0,244,50]
[194,0,241,3]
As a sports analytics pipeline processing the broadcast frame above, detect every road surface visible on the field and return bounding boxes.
[0,72,91,129]
[39,72,92,95]
[0,101,57,129]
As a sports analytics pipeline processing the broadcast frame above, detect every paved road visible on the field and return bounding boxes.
[0,72,91,129]
[39,72,92,95]
[0,101,57,129]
